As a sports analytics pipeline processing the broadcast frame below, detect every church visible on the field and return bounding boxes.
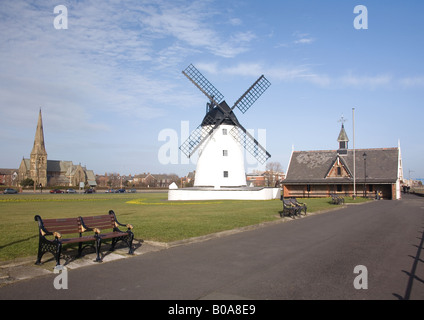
[18,110,97,188]
[282,122,403,200]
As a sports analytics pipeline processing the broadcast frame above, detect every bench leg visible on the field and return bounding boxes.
[35,252,43,265]
[94,237,102,262]
[110,238,117,252]
[128,232,134,255]
[55,243,62,266]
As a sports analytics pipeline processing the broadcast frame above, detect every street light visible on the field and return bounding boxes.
[363,152,367,197]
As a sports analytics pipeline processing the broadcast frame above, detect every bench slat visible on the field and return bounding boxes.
[42,218,82,234]
[83,215,115,230]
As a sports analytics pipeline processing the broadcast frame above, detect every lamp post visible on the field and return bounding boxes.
[363,152,367,197]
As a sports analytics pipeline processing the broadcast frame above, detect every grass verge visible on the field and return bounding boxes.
[0,192,369,261]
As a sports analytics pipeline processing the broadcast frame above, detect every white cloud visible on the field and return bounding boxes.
[340,73,392,88]
[198,62,330,87]
[138,1,255,58]
[399,76,424,87]
[294,38,315,44]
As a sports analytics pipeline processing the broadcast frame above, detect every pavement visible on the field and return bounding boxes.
[0,239,164,287]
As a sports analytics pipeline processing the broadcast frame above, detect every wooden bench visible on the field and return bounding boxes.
[289,198,307,215]
[331,194,345,205]
[280,199,299,218]
[81,210,134,259]
[34,215,96,266]
[34,210,134,266]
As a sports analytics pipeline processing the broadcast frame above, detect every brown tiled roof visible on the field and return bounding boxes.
[284,148,399,185]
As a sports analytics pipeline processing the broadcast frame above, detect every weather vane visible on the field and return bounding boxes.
[338,114,347,125]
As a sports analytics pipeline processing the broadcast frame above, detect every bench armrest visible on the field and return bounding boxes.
[109,210,134,231]
[34,215,53,237]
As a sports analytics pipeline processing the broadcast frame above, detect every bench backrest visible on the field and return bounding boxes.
[283,200,293,206]
[36,216,83,235]
[82,214,116,231]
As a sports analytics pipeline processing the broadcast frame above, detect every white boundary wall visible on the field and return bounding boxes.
[168,187,281,201]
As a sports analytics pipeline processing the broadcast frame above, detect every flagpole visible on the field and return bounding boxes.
[352,108,356,199]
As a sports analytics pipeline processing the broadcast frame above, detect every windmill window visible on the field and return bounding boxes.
[223,171,229,178]
[223,150,228,156]
[222,129,227,135]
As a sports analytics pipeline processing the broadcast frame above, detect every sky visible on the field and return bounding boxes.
[1,0,423,179]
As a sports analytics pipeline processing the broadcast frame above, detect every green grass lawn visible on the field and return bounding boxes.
[0,192,369,261]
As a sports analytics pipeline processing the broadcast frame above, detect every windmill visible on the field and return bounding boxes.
[180,64,271,189]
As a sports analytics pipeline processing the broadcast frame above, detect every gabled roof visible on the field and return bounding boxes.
[324,155,352,178]
[284,148,399,185]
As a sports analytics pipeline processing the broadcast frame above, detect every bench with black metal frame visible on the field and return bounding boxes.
[280,199,300,218]
[331,194,345,205]
[81,210,135,260]
[34,215,98,266]
[34,210,135,266]
[290,198,307,215]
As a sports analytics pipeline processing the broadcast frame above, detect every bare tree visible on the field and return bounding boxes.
[265,162,283,187]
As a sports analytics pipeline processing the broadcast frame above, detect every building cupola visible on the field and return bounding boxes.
[337,117,349,155]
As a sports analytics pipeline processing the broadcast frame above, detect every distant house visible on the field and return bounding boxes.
[246,172,266,187]
[18,110,96,188]
[282,124,403,200]
[0,169,18,187]
[246,171,285,187]
[130,173,178,188]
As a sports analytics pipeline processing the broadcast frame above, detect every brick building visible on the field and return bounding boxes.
[282,124,403,200]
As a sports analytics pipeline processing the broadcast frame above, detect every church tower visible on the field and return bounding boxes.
[30,109,48,187]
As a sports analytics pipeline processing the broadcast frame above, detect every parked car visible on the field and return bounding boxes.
[3,188,18,194]
[66,188,76,193]
[84,188,95,194]
[105,189,115,193]
[117,189,126,193]
[50,189,64,194]
[128,188,137,193]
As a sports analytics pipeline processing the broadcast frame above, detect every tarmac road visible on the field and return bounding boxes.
[0,194,423,301]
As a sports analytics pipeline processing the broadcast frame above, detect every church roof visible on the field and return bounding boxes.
[284,148,399,184]
[47,160,73,173]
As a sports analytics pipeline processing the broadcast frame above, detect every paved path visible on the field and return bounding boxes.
[0,194,423,301]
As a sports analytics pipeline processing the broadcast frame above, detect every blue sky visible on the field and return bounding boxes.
[1,0,423,179]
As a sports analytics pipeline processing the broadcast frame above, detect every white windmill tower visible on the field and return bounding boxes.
[180,64,271,189]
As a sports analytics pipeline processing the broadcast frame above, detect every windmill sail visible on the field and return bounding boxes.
[229,126,271,164]
[232,75,271,114]
[179,115,219,158]
[182,64,224,107]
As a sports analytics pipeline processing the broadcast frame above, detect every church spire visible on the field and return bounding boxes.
[30,109,48,187]
[31,109,47,156]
